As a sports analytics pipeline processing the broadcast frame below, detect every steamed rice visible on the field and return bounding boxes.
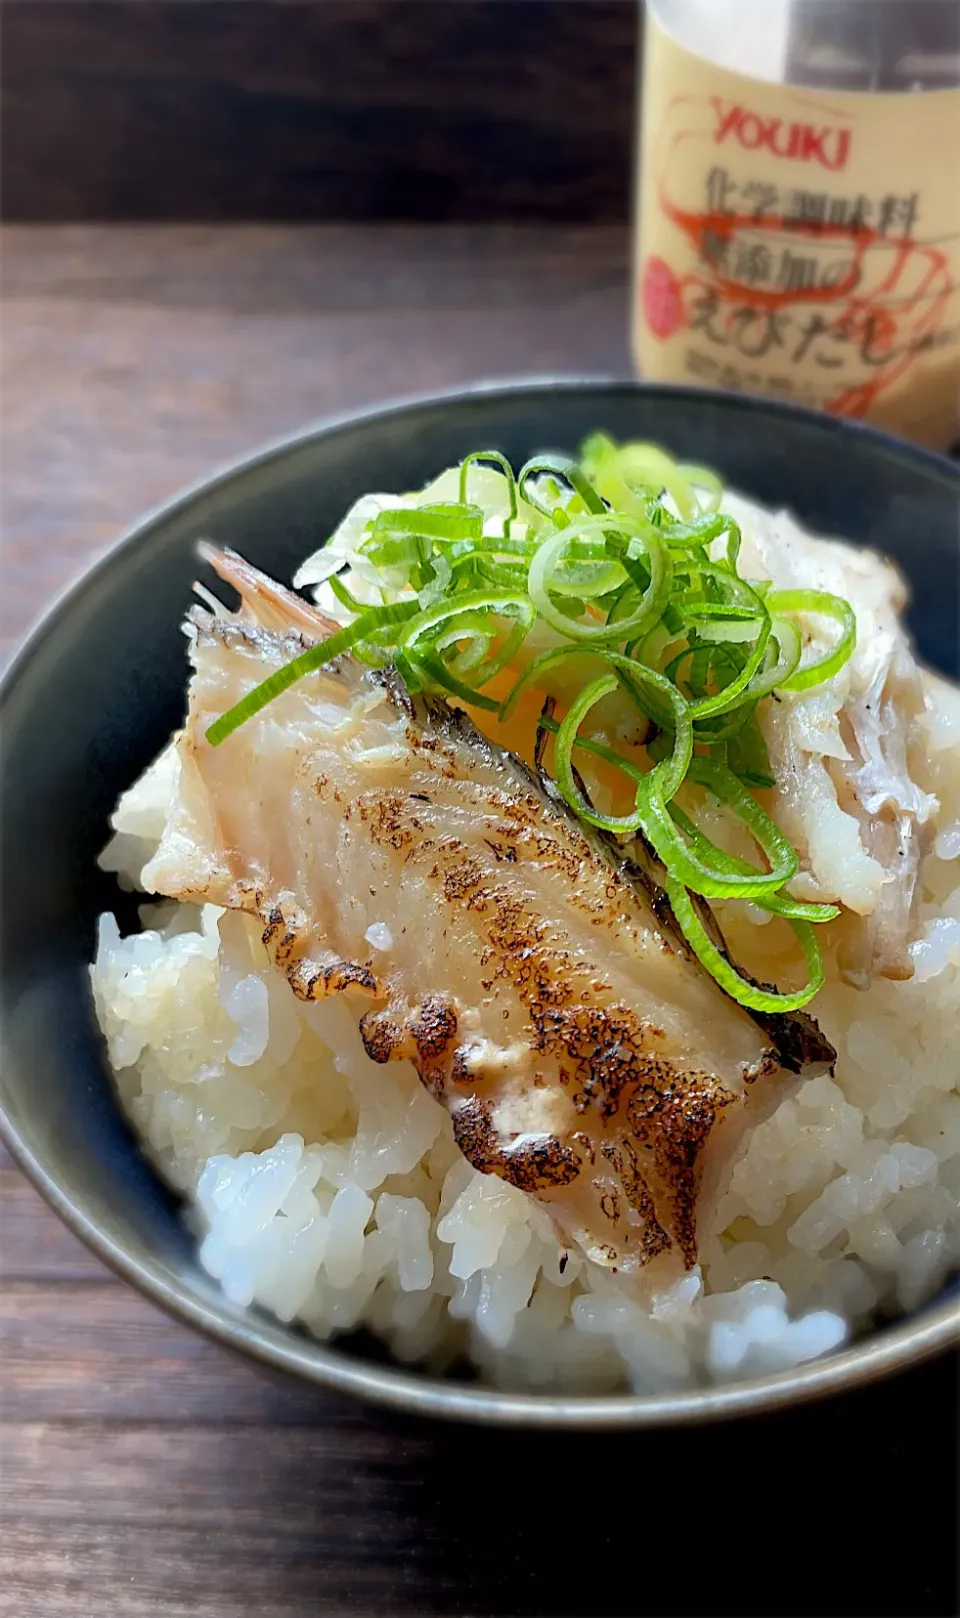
[90,493,960,1393]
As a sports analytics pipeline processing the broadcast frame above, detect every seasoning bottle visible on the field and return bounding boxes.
[632,0,960,450]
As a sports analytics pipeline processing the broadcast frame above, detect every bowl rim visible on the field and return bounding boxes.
[2,374,958,1429]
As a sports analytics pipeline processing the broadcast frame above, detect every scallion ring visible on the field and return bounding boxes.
[766,589,857,692]
[528,515,670,645]
[667,876,826,1012]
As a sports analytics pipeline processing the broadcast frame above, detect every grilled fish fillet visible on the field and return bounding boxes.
[143,548,835,1280]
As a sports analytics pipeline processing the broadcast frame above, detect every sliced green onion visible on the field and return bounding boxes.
[608,665,692,796]
[547,558,627,599]
[579,433,654,520]
[518,454,607,521]
[349,641,391,669]
[737,617,802,703]
[636,759,797,898]
[498,644,596,721]
[360,536,426,569]
[206,438,858,1013]
[528,515,670,645]
[433,611,494,674]
[393,645,423,693]
[328,571,368,614]
[684,602,762,623]
[582,434,701,520]
[553,674,648,833]
[471,533,538,560]
[399,589,534,656]
[688,612,772,720]
[206,600,420,745]
[677,562,765,612]
[691,701,754,746]
[370,503,484,543]
[474,556,532,591]
[458,451,518,535]
[468,613,535,687]
[417,651,500,712]
[667,805,837,920]
[767,589,857,691]
[723,712,776,789]
[502,647,691,801]
[667,876,826,1011]
[687,755,798,855]
[660,513,736,557]
[716,518,742,571]
[677,463,724,513]
[544,713,834,930]
[537,712,640,774]
[619,445,700,520]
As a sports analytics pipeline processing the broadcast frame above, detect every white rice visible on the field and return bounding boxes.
[90,775,960,1397]
[88,500,960,1394]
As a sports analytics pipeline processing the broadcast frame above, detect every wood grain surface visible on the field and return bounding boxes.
[2,1,637,223]
[1,225,957,1618]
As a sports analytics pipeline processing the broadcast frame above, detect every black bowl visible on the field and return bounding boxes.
[2,380,958,1426]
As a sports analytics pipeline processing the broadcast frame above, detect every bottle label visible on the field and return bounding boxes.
[634,11,960,449]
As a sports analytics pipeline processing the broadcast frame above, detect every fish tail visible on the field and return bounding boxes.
[195,543,340,637]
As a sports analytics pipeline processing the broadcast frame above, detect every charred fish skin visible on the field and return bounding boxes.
[145,547,834,1281]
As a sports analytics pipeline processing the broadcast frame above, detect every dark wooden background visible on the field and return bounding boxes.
[2,218,958,1618]
[2,1,638,222]
[1,4,958,1613]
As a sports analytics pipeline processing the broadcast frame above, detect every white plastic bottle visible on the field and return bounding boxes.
[633,0,960,449]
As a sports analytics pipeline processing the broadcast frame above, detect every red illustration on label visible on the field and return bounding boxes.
[642,256,683,340]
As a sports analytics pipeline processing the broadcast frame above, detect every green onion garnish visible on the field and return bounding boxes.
[205,436,857,1011]
[666,878,827,1013]
[204,600,420,746]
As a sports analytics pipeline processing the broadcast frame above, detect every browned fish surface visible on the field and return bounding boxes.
[144,549,834,1281]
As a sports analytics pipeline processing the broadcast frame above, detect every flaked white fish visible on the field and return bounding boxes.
[728,494,940,983]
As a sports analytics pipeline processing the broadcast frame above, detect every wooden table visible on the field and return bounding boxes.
[1,225,956,1618]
